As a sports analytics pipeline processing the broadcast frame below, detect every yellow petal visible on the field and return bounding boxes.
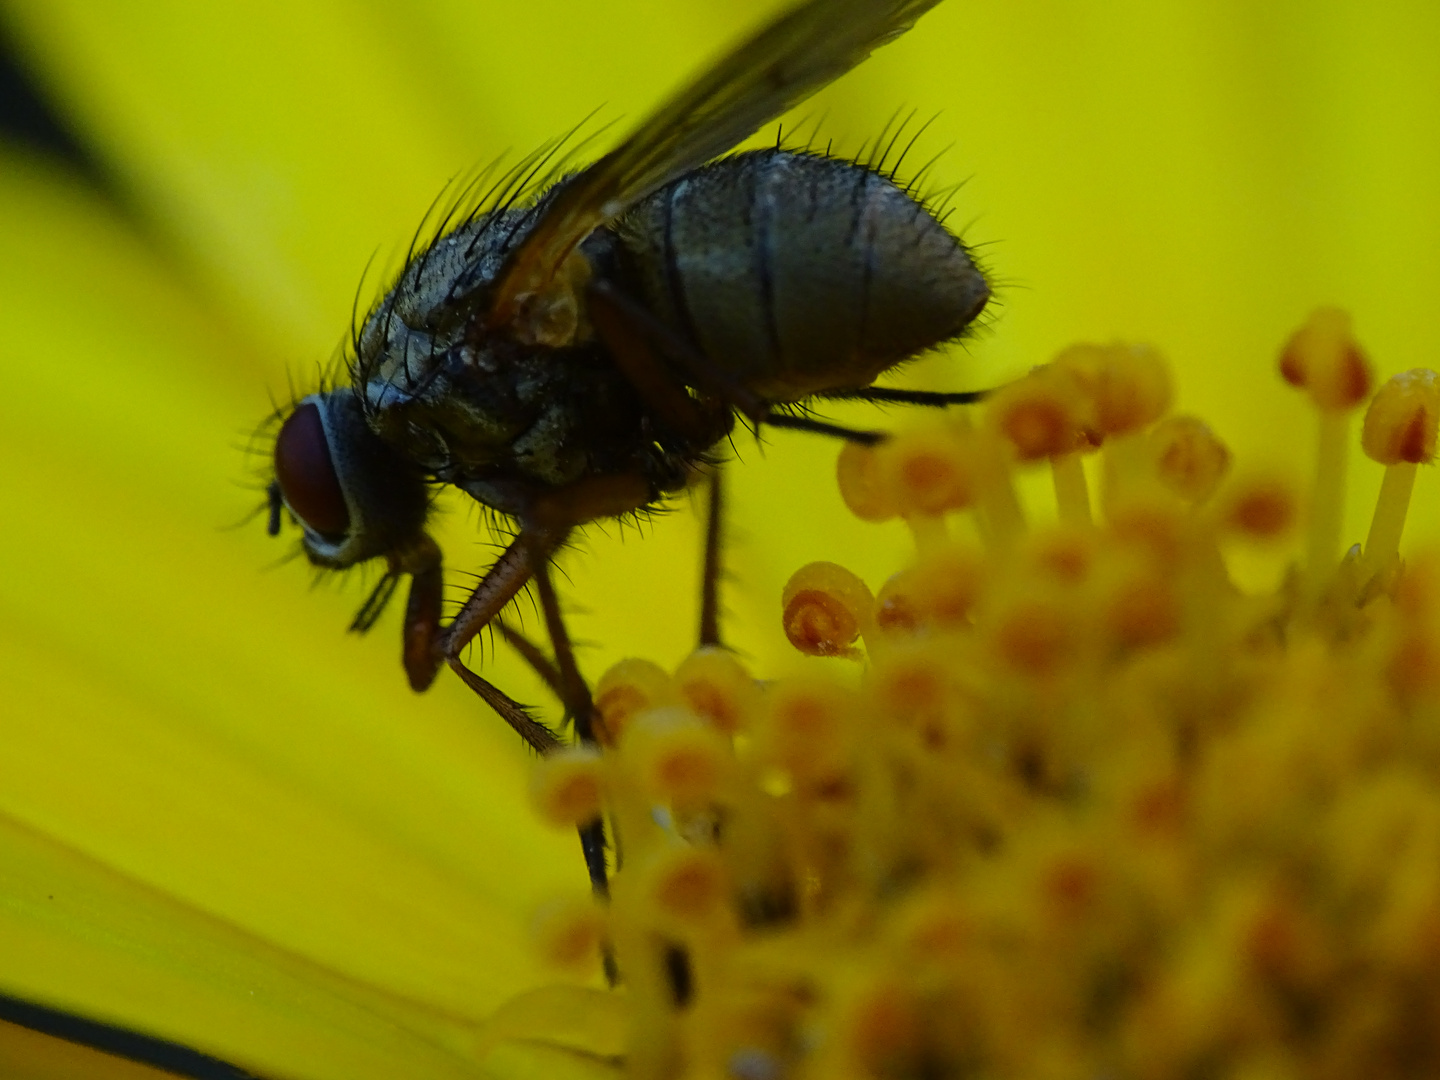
[0,150,578,1044]
[0,813,488,1079]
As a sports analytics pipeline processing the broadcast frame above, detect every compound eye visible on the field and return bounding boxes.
[273,401,350,539]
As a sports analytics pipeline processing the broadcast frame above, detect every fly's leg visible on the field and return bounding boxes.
[499,609,615,896]
[531,563,613,905]
[588,278,888,444]
[699,466,724,648]
[587,278,730,447]
[499,568,619,982]
[438,527,565,754]
[496,616,564,694]
[437,473,651,738]
[822,386,992,406]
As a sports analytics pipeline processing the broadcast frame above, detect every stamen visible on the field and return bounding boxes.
[498,313,1440,1080]
[643,847,729,926]
[1151,415,1231,504]
[595,659,678,747]
[986,366,1094,525]
[675,648,760,735]
[908,542,985,629]
[1051,343,1168,516]
[1361,369,1440,581]
[1216,474,1300,543]
[781,562,874,659]
[529,746,605,827]
[531,897,609,972]
[836,440,899,522]
[622,707,732,809]
[875,422,978,550]
[1280,308,1374,597]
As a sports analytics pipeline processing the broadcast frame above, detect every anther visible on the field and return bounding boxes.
[1360,369,1439,579]
[531,897,609,972]
[836,441,900,522]
[760,676,855,778]
[645,847,729,924]
[1279,307,1374,411]
[990,595,1081,677]
[623,707,731,807]
[675,648,760,735]
[1217,474,1299,542]
[876,422,977,517]
[1053,341,1173,437]
[594,659,677,748]
[529,746,606,828]
[1362,369,1439,465]
[909,543,985,628]
[1151,415,1232,503]
[782,562,874,658]
[986,367,1086,461]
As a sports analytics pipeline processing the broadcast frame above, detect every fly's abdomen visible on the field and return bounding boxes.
[614,148,989,402]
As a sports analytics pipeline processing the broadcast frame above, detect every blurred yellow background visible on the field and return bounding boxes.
[0,0,1436,1076]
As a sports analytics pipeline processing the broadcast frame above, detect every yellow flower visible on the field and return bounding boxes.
[0,0,1437,1077]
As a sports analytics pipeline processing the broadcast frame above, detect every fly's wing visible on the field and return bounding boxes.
[486,0,947,328]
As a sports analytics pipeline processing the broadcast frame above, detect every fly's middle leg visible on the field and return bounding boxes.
[438,526,564,755]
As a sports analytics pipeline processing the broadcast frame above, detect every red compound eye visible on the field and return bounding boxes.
[273,402,350,539]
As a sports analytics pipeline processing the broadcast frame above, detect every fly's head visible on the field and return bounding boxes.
[266,387,446,691]
[266,388,431,570]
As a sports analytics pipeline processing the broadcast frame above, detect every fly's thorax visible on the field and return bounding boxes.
[352,207,560,477]
[355,211,526,394]
[615,148,989,401]
[272,388,430,569]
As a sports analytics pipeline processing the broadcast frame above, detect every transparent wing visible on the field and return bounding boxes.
[487,0,947,328]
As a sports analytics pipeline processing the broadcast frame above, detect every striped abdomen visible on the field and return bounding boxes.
[613,148,989,402]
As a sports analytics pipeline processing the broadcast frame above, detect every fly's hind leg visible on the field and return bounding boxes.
[699,465,725,648]
[498,565,618,982]
[530,562,612,903]
[588,278,888,444]
[821,386,992,407]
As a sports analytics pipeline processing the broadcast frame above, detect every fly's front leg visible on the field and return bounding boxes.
[393,533,444,692]
[441,526,567,755]
[347,532,446,692]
